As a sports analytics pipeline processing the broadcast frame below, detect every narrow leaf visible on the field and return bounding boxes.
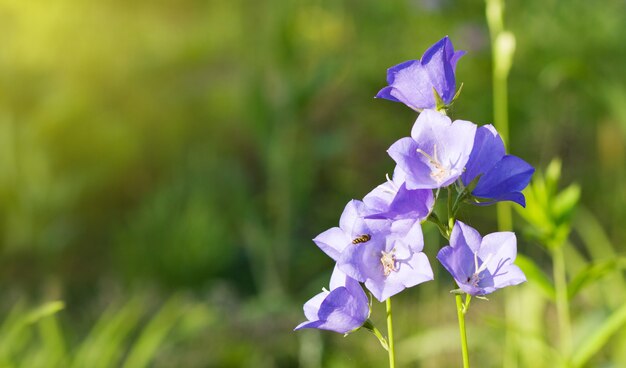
[568,258,626,299]
[571,303,626,367]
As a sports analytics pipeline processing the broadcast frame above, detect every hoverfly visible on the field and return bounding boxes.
[352,234,371,244]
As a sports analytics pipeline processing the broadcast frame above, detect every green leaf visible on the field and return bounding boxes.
[571,303,626,368]
[544,158,562,197]
[451,82,464,104]
[25,301,65,325]
[568,258,626,299]
[552,183,580,222]
[432,87,446,112]
[515,255,555,300]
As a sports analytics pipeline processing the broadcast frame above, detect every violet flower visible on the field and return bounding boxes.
[337,227,433,302]
[437,221,526,296]
[461,125,535,206]
[295,266,370,334]
[388,109,476,189]
[376,36,465,111]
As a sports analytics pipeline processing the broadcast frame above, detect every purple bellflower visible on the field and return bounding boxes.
[338,233,433,302]
[337,220,433,302]
[461,125,535,206]
[295,266,370,334]
[437,221,526,296]
[388,109,476,189]
[376,36,465,111]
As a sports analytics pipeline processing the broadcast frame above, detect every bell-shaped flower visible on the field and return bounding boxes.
[461,125,535,206]
[436,221,526,296]
[337,225,433,302]
[376,36,465,111]
[388,109,476,189]
[295,266,370,334]
[313,200,374,261]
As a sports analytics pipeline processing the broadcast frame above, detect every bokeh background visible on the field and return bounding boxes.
[0,0,625,366]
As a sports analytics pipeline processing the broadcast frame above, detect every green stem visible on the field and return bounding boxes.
[363,319,389,351]
[451,190,465,216]
[552,246,572,363]
[497,202,513,231]
[486,0,516,365]
[386,298,396,368]
[427,212,449,239]
[455,294,471,368]
[447,186,454,229]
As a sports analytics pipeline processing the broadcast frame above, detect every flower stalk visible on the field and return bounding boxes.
[386,298,396,368]
[552,246,572,361]
[363,319,389,351]
[456,294,471,368]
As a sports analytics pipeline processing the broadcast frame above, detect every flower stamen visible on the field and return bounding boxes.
[467,253,494,287]
[416,145,451,183]
[380,249,397,276]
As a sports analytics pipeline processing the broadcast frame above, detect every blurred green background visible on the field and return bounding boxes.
[0,0,625,366]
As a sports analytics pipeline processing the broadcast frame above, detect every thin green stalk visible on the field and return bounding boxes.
[486,0,517,365]
[386,298,396,368]
[427,212,449,239]
[552,246,572,363]
[456,294,471,368]
[363,319,389,351]
[447,187,454,230]
[497,202,512,231]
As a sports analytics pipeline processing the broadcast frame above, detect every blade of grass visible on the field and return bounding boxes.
[122,296,185,368]
[571,303,626,368]
[71,298,144,368]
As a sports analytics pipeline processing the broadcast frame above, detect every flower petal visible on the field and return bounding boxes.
[337,236,385,283]
[479,231,517,271]
[389,251,433,288]
[339,200,370,238]
[492,264,526,289]
[472,155,535,206]
[450,50,466,70]
[313,227,349,261]
[462,124,505,185]
[303,291,328,321]
[375,86,401,102]
[388,137,435,189]
[421,36,456,103]
[450,221,482,253]
[388,62,434,110]
[317,287,369,333]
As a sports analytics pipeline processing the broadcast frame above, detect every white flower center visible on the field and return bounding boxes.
[467,252,493,287]
[416,145,451,183]
[380,249,397,276]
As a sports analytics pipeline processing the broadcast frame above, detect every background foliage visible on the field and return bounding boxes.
[0,0,625,366]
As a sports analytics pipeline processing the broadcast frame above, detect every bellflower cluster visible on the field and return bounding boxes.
[296,37,534,365]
